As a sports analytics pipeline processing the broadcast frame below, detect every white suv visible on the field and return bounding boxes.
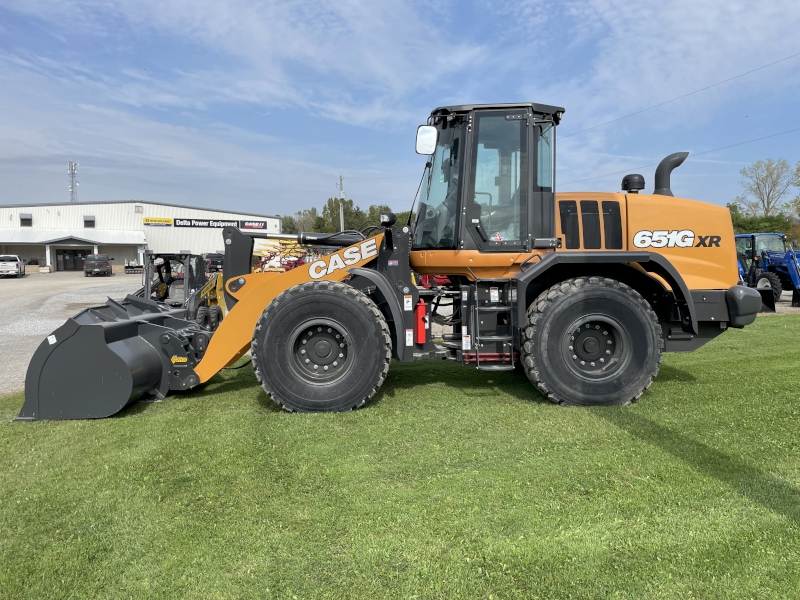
[0,255,26,277]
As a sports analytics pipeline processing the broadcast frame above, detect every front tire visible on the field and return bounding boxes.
[195,306,210,329]
[521,277,662,406]
[208,305,223,331]
[251,280,391,412]
[756,271,782,304]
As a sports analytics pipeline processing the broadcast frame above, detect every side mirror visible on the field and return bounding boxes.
[415,125,438,155]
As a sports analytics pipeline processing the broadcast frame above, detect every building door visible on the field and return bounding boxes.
[55,249,91,271]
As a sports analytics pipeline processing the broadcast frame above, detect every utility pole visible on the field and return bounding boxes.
[68,161,79,202]
[338,175,345,232]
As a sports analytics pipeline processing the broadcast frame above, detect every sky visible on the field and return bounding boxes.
[0,0,799,217]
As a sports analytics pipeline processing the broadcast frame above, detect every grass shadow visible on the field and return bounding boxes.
[656,363,698,382]
[594,408,800,524]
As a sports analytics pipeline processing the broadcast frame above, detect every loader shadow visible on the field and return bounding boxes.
[593,408,800,524]
[655,363,697,383]
[371,359,549,408]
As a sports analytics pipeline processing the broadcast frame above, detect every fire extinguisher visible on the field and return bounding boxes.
[415,299,428,344]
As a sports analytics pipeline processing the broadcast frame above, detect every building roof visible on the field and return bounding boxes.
[0,228,146,246]
[0,199,281,220]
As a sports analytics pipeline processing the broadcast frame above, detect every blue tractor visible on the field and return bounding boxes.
[735,232,800,311]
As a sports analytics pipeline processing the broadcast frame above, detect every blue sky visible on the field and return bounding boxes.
[0,0,798,217]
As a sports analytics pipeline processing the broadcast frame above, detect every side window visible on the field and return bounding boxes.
[537,124,553,190]
[469,113,527,246]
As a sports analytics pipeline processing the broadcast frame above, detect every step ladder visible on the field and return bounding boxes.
[470,280,515,371]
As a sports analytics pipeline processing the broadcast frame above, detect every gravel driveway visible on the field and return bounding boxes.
[0,272,143,397]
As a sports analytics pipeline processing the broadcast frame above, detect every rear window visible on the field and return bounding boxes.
[0,255,19,261]
[87,254,109,260]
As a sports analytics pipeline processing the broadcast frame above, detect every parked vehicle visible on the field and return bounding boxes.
[20,101,763,420]
[83,254,113,277]
[205,252,224,273]
[736,232,800,310]
[0,255,25,277]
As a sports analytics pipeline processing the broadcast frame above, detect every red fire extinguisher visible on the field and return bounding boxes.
[415,299,427,344]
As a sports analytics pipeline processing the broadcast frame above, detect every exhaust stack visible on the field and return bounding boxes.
[653,152,689,196]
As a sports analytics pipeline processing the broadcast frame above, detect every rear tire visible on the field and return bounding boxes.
[521,277,662,406]
[756,271,782,304]
[208,305,223,331]
[251,280,391,412]
[195,306,210,329]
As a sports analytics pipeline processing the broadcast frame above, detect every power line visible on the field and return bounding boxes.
[560,51,800,139]
[345,173,421,181]
[559,126,800,187]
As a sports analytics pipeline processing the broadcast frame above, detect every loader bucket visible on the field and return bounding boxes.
[17,295,210,421]
[757,288,776,313]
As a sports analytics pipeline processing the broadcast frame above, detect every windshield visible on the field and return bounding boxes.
[755,235,786,253]
[412,118,464,250]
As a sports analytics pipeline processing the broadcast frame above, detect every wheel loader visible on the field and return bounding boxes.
[17,102,762,420]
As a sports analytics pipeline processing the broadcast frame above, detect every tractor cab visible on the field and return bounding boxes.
[140,253,207,307]
[735,232,787,271]
[411,103,564,276]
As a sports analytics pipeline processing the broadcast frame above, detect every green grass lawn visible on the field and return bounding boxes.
[1,316,799,599]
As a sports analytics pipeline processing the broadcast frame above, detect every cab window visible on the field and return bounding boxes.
[469,112,528,246]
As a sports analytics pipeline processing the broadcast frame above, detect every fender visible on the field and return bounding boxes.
[347,267,407,361]
[512,251,699,335]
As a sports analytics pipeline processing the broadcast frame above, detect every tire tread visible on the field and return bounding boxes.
[521,276,663,406]
[251,280,392,412]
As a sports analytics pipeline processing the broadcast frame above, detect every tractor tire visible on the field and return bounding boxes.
[208,305,223,331]
[521,277,663,407]
[251,280,391,412]
[195,306,210,329]
[756,271,782,304]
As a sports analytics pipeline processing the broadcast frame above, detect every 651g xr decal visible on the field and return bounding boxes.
[633,230,721,249]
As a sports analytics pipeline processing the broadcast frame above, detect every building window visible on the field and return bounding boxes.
[84,215,95,228]
[135,205,143,214]
[20,213,32,227]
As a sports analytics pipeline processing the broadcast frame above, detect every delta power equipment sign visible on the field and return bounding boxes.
[143,217,269,229]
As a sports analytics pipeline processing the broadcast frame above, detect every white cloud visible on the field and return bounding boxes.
[518,0,800,192]
[1,0,484,125]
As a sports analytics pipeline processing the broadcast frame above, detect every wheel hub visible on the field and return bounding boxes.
[564,318,625,379]
[292,321,349,382]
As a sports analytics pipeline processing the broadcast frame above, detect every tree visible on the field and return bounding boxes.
[734,158,797,217]
[726,202,793,234]
[293,207,320,233]
[281,215,297,234]
[319,198,367,232]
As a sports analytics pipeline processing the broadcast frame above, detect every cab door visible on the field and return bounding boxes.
[463,110,529,252]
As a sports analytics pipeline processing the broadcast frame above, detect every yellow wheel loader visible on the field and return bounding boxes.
[18,102,762,420]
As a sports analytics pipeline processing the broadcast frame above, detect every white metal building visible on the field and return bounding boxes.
[0,201,281,271]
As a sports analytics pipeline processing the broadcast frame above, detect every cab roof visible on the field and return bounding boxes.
[431,102,565,118]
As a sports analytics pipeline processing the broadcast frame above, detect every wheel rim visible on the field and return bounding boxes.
[562,315,631,380]
[756,277,772,289]
[289,318,351,384]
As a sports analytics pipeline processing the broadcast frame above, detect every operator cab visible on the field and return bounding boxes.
[412,102,564,255]
[735,233,787,269]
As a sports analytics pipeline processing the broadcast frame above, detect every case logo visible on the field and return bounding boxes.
[633,230,721,248]
[308,239,379,279]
